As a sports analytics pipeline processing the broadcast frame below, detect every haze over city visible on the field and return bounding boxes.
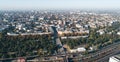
[0,0,120,10]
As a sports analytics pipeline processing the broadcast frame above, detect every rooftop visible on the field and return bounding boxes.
[114,54,120,60]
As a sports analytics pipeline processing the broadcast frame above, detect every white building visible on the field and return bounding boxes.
[109,54,120,62]
[70,47,86,53]
[77,47,86,52]
[70,49,77,53]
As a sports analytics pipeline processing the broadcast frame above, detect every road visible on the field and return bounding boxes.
[48,27,120,62]
[49,26,65,54]
[39,41,120,62]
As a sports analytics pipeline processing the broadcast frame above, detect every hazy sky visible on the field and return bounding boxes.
[0,0,120,10]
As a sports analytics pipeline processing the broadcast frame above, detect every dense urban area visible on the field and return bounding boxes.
[0,9,120,62]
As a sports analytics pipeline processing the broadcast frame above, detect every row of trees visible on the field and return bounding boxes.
[60,32,88,37]
[61,28,120,50]
[0,31,56,58]
[0,21,120,58]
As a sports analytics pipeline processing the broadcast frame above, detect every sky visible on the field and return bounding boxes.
[0,0,120,10]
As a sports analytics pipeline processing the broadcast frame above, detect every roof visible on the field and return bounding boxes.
[114,54,120,60]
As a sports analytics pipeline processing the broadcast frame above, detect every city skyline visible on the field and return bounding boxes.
[0,0,120,10]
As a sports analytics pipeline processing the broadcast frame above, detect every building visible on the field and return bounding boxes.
[70,47,86,53]
[109,54,120,62]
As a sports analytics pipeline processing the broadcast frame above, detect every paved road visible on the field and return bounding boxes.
[49,26,65,54]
